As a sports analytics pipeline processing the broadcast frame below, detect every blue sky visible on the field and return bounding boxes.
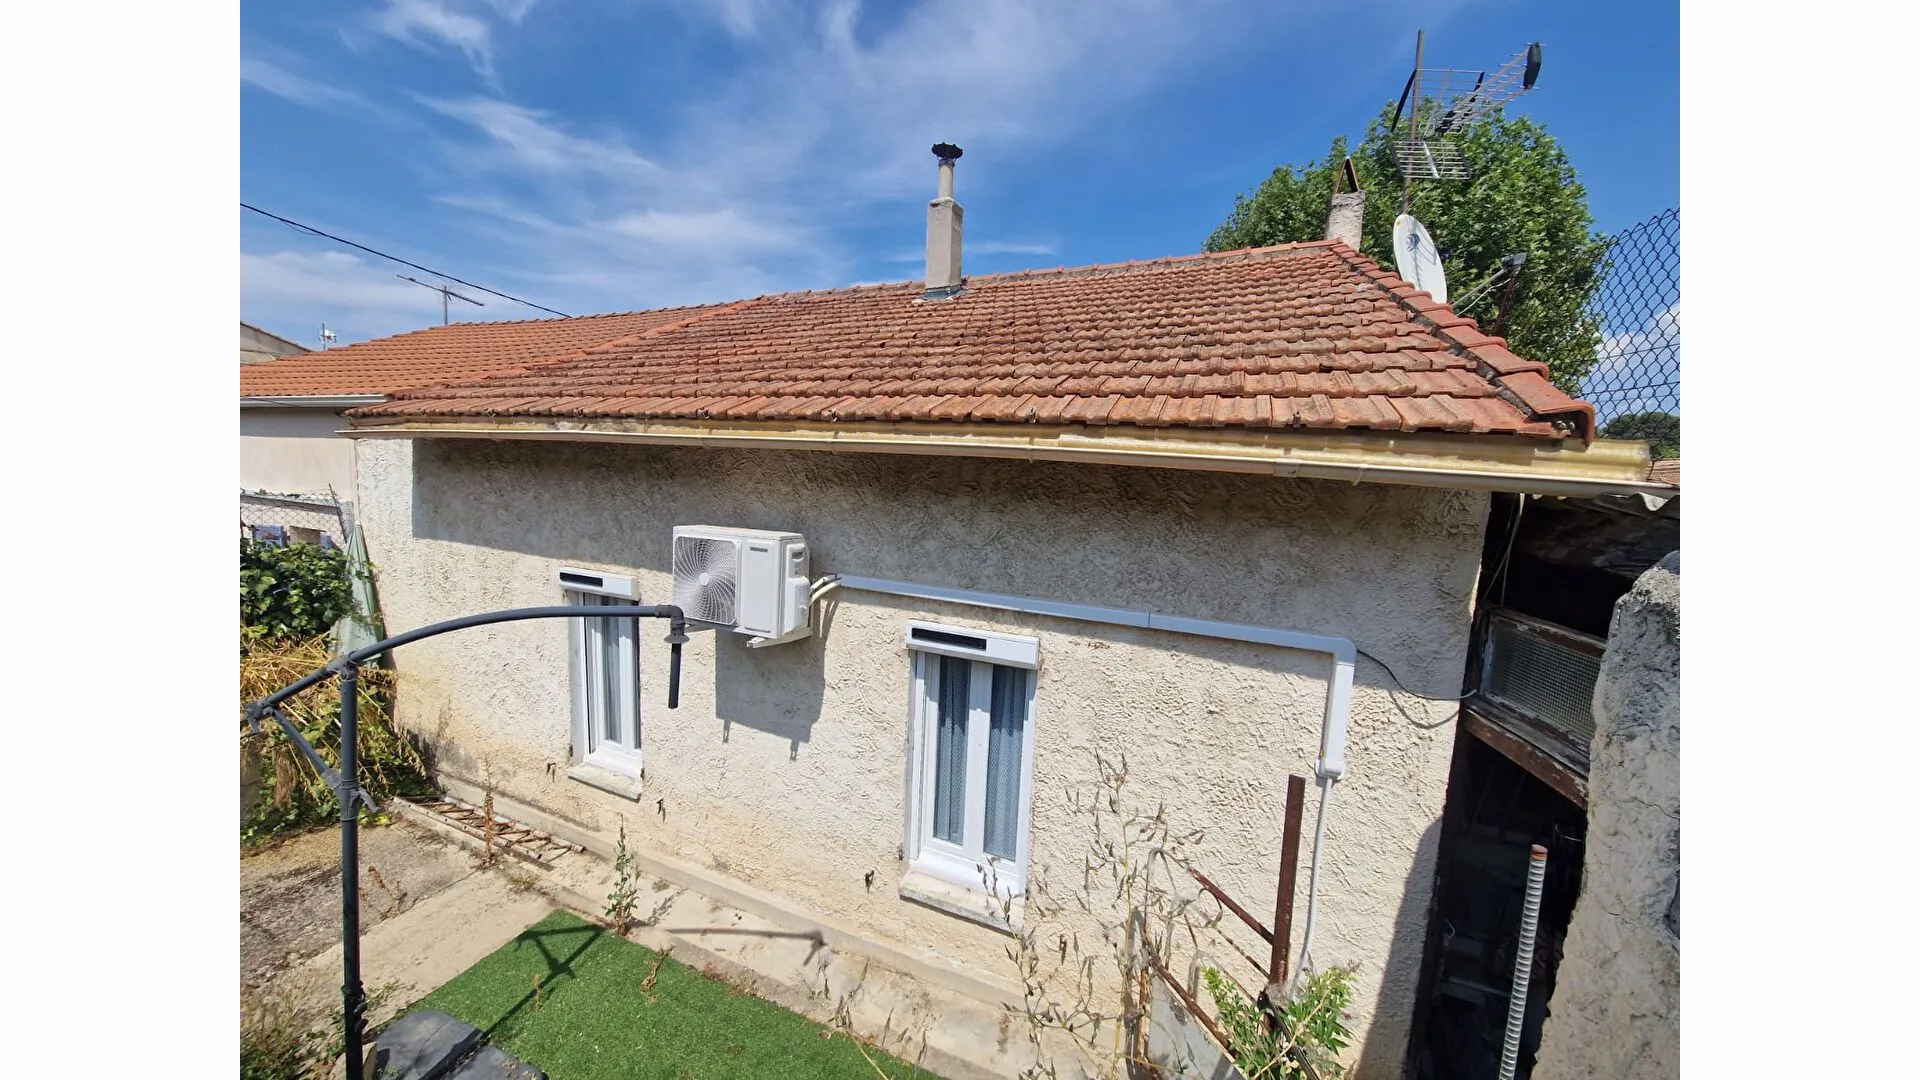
[240,0,1677,348]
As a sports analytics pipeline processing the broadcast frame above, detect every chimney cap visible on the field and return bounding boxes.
[931,142,963,163]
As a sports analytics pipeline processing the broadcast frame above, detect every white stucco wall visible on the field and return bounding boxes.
[240,407,357,499]
[354,436,1487,1077]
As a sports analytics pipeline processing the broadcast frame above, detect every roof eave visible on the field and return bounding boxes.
[242,395,390,408]
[343,415,1662,499]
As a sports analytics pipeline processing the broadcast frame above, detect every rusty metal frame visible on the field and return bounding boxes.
[1461,700,1589,808]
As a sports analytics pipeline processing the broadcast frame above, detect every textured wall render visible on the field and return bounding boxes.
[1532,552,1680,1080]
[241,407,357,498]
[355,437,1487,1077]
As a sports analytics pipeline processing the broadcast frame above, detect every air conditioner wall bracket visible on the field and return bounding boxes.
[746,627,814,650]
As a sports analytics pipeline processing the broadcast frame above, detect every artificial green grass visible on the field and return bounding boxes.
[409,910,939,1079]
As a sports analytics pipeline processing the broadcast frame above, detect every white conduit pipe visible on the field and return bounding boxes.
[1294,775,1335,988]
[1498,845,1550,1080]
[825,574,1355,977]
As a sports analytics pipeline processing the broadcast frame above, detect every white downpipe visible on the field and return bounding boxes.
[827,573,1354,977]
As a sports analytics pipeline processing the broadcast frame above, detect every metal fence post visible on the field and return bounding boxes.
[338,662,367,1080]
[1270,774,1307,987]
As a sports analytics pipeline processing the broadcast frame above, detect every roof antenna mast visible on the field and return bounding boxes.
[1387,31,1544,204]
[398,275,485,326]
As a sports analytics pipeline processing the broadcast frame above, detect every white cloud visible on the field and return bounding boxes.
[390,1,1294,309]
[1585,301,1680,420]
[241,249,454,345]
[697,0,776,38]
[241,58,366,109]
[368,0,537,83]
[251,1,1408,324]
[419,97,663,180]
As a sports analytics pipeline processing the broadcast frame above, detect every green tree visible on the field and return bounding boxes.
[1600,410,1679,458]
[1208,103,1608,392]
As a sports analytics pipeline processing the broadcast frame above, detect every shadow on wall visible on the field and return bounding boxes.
[1352,816,1443,1080]
[401,439,1463,649]
[408,440,875,578]
[713,629,829,759]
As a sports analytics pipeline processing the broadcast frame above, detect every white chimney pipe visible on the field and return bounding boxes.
[925,143,964,298]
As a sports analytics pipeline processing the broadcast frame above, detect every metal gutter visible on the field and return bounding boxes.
[345,415,1663,498]
[243,395,388,408]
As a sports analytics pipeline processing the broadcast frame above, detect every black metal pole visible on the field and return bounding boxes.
[339,662,367,1080]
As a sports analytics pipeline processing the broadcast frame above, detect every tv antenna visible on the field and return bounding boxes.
[1389,32,1543,206]
[320,324,338,350]
[1449,251,1533,335]
[398,274,485,325]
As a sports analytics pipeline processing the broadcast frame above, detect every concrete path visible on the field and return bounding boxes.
[296,867,555,1028]
[242,817,478,992]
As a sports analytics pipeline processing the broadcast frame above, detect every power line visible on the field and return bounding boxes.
[241,202,571,318]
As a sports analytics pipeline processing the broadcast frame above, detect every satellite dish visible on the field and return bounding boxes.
[1393,214,1448,304]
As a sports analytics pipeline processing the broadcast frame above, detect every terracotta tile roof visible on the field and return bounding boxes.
[1648,458,1679,486]
[352,242,1597,440]
[239,307,729,398]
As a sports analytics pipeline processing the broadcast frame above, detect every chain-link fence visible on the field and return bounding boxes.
[240,490,350,548]
[1580,208,1679,430]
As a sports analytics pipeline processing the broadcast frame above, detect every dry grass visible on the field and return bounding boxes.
[240,632,430,840]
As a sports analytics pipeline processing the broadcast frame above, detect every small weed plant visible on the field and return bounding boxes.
[605,822,640,935]
[240,978,400,1080]
[1202,964,1356,1080]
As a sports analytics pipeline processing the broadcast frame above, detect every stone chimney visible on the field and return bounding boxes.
[924,143,964,299]
[1325,156,1364,249]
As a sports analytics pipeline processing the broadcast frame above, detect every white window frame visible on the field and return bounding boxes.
[905,623,1039,899]
[563,568,642,779]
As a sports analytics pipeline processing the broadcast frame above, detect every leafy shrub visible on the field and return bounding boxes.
[1202,964,1356,1080]
[242,539,353,642]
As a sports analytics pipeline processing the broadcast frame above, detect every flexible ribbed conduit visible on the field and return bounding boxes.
[1498,845,1550,1080]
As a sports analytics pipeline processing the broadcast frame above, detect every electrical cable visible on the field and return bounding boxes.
[1355,646,1472,703]
[241,202,571,318]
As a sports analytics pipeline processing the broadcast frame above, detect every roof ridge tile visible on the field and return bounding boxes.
[1320,242,1597,441]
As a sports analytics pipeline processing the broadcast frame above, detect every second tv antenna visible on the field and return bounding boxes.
[398,275,485,325]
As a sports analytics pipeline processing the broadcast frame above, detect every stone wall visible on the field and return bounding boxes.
[1532,551,1679,1079]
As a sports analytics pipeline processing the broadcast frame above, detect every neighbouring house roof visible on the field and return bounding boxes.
[240,322,311,365]
[1648,458,1679,487]
[351,241,1598,441]
[239,308,728,399]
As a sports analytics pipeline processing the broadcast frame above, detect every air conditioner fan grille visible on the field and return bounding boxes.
[673,535,739,626]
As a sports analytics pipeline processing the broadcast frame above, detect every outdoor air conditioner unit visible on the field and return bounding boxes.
[671,525,811,642]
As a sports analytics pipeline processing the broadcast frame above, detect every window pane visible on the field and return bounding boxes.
[598,598,622,745]
[983,666,1028,860]
[580,604,602,753]
[932,656,970,844]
